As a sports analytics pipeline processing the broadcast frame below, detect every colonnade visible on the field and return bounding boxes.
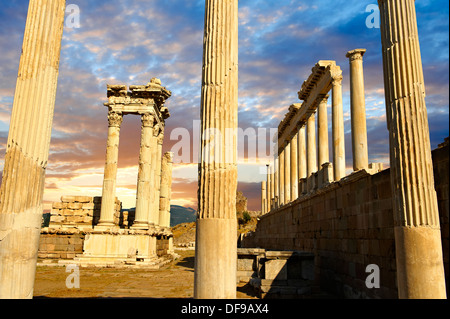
[262,50,371,214]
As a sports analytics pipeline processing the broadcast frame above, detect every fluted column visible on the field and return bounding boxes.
[97,111,123,228]
[194,0,238,299]
[307,114,317,176]
[279,149,285,206]
[347,49,368,171]
[332,73,346,181]
[317,95,330,167]
[159,152,173,228]
[0,0,66,299]
[290,134,298,200]
[378,0,446,299]
[298,126,307,180]
[133,114,155,230]
[284,143,291,203]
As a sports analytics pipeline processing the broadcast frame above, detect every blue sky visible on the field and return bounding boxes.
[0,0,448,211]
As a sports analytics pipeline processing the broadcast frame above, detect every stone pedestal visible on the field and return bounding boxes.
[378,0,446,299]
[0,0,66,299]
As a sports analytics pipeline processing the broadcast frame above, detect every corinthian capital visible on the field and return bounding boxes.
[107,111,123,127]
[331,73,343,85]
[141,113,155,128]
[346,49,366,62]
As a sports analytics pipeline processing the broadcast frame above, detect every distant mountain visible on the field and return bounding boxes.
[170,205,196,227]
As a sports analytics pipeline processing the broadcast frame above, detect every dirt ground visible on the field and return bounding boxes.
[33,249,258,299]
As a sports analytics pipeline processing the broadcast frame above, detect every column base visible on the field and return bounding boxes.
[131,221,149,230]
[94,221,117,231]
[394,226,447,299]
[194,218,237,299]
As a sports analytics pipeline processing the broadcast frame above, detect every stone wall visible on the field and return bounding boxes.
[432,140,449,297]
[242,142,449,298]
[49,195,123,229]
[38,232,85,260]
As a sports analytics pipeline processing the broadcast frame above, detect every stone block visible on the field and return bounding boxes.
[264,259,287,280]
[67,202,83,210]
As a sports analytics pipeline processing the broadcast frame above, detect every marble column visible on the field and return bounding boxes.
[307,114,317,176]
[133,114,155,230]
[159,152,173,228]
[290,134,299,200]
[346,49,368,171]
[0,0,66,299]
[317,95,330,167]
[284,144,291,203]
[331,73,346,181]
[298,126,307,180]
[261,181,267,215]
[378,0,446,299]
[98,111,123,228]
[194,0,238,299]
[278,149,285,206]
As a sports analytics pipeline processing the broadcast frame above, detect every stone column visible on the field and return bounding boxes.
[298,126,307,180]
[146,126,159,226]
[133,114,155,230]
[317,95,330,167]
[270,165,275,210]
[194,0,238,299]
[266,164,271,213]
[346,49,368,171]
[307,114,317,176]
[331,73,346,181]
[261,181,267,215]
[159,152,173,228]
[154,130,164,226]
[378,0,446,299]
[284,143,291,204]
[278,149,285,206]
[273,157,279,208]
[97,111,123,228]
[290,133,299,200]
[0,0,66,299]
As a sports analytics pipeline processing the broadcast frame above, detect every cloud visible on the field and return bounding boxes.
[0,0,448,211]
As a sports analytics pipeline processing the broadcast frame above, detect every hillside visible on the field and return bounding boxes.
[170,205,196,227]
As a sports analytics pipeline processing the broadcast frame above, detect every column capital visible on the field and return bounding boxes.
[346,48,367,62]
[157,129,165,145]
[331,73,343,85]
[316,94,329,105]
[141,113,155,128]
[107,110,123,127]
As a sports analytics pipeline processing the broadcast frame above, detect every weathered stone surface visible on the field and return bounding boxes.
[0,0,66,299]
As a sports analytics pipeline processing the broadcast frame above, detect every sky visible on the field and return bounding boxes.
[0,0,448,212]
